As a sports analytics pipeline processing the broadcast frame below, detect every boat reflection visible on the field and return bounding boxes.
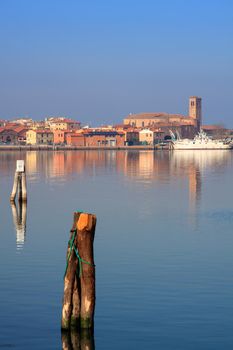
[170,150,231,209]
[61,329,95,350]
[10,200,27,250]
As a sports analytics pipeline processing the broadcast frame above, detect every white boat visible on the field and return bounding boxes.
[170,130,233,150]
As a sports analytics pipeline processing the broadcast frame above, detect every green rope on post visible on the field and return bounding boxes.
[64,229,76,278]
[64,229,95,279]
[73,245,95,278]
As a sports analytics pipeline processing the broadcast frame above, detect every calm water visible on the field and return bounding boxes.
[1,150,233,349]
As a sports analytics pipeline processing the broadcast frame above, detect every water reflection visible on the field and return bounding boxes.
[170,150,231,209]
[1,149,232,211]
[61,329,95,350]
[10,201,27,250]
[122,151,170,183]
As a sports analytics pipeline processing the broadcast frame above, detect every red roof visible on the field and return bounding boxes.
[0,127,17,134]
[32,129,53,134]
[124,112,187,119]
[12,126,28,133]
[53,130,73,134]
[202,125,226,130]
[4,123,19,129]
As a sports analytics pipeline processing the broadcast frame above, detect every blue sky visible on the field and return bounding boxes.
[0,0,232,126]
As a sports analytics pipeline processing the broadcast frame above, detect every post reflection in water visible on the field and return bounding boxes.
[61,329,95,350]
[10,200,27,250]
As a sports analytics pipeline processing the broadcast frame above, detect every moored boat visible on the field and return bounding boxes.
[170,130,233,150]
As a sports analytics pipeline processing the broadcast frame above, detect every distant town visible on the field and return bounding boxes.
[0,97,232,148]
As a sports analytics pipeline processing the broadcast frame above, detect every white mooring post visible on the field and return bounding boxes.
[10,160,27,202]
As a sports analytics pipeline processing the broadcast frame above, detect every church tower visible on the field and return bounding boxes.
[189,96,202,131]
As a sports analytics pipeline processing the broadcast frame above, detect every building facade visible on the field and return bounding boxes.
[45,117,81,131]
[66,134,85,146]
[0,129,18,144]
[124,130,139,145]
[26,130,54,144]
[139,129,154,145]
[53,130,73,144]
[84,131,125,147]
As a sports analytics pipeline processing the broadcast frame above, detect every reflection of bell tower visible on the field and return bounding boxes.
[189,96,202,131]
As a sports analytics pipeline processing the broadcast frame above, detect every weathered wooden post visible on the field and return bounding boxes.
[77,213,96,329]
[62,211,96,330]
[71,275,81,328]
[61,213,81,330]
[10,171,19,202]
[10,160,27,202]
[21,172,27,202]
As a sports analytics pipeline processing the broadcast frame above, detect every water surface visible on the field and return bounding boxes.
[0,150,233,349]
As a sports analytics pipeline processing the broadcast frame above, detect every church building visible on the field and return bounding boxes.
[123,96,202,138]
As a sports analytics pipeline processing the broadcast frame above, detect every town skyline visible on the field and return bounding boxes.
[0,95,230,129]
[0,96,231,148]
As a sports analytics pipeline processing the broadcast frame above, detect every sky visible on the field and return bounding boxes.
[0,0,232,126]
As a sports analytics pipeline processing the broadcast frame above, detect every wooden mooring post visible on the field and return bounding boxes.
[62,212,96,330]
[10,160,27,202]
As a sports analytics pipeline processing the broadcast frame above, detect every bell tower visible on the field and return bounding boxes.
[189,96,202,131]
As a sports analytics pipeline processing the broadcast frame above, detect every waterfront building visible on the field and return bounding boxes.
[13,126,28,144]
[26,130,54,145]
[66,133,85,146]
[53,130,73,144]
[0,128,18,144]
[124,130,139,145]
[139,129,154,145]
[84,131,125,147]
[113,125,140,145]
[0,125,28,144]
[139,129,165,145]
[66,130,125,147]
